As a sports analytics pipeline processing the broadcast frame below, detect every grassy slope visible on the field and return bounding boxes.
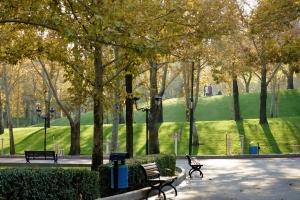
[3,89,300,156]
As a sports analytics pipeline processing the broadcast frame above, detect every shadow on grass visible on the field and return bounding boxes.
[260,123,281,154]
[283,118,300,144]
[194,121,221,155]
[14,128,45,153]
[281,118,300,153]
[235,120,246,153]
[135,146,145,156]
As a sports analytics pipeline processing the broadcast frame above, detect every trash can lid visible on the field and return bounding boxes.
[109,152,130,162]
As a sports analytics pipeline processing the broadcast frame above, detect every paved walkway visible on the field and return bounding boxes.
[0,156,300,199]
[159,158,300,200]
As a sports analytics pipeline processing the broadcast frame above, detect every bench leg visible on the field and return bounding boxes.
[170,184,177,196]
[146,188,166,200]
[161,181,177,197]
[189,168,203,178]
[158,189,166,200]
[146,185,166,200]
[188,169,193,178]
[54,154,58,163]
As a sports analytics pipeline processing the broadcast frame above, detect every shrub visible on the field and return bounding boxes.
[0,168,99,200]
[98,152,176,198]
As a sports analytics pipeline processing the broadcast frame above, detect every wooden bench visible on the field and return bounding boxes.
[186,154,203,178]
[25,150,58,163]
[140,162,177,200]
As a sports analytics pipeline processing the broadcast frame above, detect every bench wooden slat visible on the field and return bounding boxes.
[25,150,58,163]
[140,162,177,200]
[186,154,203,178]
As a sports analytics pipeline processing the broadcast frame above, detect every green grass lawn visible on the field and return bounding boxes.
[3,89,300,156]
[3,117,300,156]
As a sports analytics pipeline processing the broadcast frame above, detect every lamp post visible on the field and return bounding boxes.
[189,62,194,155]
[36,106,55,151]
[133,96,161,155]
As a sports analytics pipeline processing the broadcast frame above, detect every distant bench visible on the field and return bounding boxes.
[186,154,203,178]
[25,150,58,163]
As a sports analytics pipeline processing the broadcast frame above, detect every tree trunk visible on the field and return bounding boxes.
[148,61,160,154]
[119,106,125,124]
[0,92,4,134]
[111,77,120,152]
[69,108,81,155]
[37,59,82,156]
[275,84,279,117]
[270,76,280,118]
[259,66,268,124]
[270,87,275,118]
[157,102,163,123]
[246,74,252,93]
[111,49,121,153]
[125,73,133,157]
[233,77,242,121]
[241,73,252,93]
[228,94,234,120]
[111,101,119,152]
[3,63,15,155]
[192,60,201,145]
[16,83,20,128]
[270,78,276,118]
[286,66,294,89]
[91,47,104,170]
[45,99,51,128]
[157,63,168,123]
[182,62,190,121]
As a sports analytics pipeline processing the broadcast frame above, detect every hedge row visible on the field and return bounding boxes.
[0,152,176,199]
[0,168,99,200]
[98,152,176,198]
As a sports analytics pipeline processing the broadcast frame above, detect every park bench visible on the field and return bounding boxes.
[140,162,177,200]
[186,154,203,178]
[25,150,58,163]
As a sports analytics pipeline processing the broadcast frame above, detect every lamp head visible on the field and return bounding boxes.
[154,96,162,106]
[36,106,41,117]
[50,107,55,118]
[133,97,140,109]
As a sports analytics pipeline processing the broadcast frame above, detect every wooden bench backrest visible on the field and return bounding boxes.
[186,154,192,165]
[25,151,55,157]
[140,162,160,180]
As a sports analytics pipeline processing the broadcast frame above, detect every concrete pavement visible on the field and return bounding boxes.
[0,155,300,199]
[157,157,300,200]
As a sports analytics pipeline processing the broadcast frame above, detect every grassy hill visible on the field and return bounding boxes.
[46,89,300,125]
[2,89,300,156]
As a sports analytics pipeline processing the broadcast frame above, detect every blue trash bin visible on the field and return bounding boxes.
[249,142,260,154]
[110,164,128,189]
[250,146,258,154]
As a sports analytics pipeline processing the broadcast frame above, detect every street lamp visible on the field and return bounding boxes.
[189,61,194,155]
[36,106,55,151]
[133,96,161,155]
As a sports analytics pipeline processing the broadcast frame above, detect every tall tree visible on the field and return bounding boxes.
[0,0,242,168]
[0,1,136,169]
[2,63,15,154]
[249,0,300,124]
